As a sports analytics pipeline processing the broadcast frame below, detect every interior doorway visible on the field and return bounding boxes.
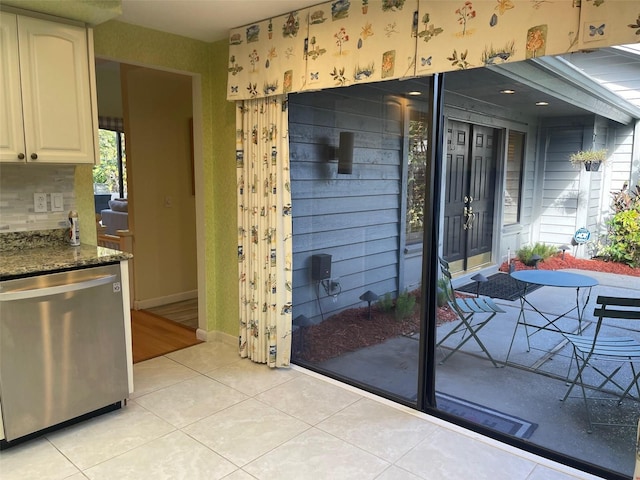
[443,120,499,274]
[94,59,202,343]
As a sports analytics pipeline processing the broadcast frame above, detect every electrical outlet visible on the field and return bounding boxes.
[51,193,64,212]
[34,193,47,213]
[321,277,341,296]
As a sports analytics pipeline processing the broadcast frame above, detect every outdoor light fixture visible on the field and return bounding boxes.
[535,101,549,106]
[470,273,488,297]
[559,244,570,260]
[337,131,354,174]
[530,254,542,269]
[326,132,354,174]
[500,89,515,94]
[359,290,379,321]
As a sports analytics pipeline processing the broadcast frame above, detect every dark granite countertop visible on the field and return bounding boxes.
[0,243,133,280]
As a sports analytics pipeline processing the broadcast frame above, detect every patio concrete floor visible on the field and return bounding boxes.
[317,270,640,478]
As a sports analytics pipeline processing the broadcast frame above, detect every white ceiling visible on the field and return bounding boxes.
[118,0,322,42]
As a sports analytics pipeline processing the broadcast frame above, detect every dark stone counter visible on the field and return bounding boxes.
[0,230,132,280]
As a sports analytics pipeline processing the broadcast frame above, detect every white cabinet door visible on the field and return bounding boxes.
[18,15,94,164]
[0,13,26,163]
[0,13,95,164]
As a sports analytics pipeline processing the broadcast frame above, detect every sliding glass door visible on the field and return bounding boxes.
[289,77,434,405]
[289,70,633,480]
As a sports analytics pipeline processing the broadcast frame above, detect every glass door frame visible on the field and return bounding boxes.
[418,72,625,480]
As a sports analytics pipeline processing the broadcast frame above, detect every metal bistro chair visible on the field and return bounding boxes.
[437,257,505,368]
[561,296,640,432]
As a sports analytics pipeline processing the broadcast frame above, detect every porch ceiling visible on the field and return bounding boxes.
[445,55,640,124]
[443,65,596,120]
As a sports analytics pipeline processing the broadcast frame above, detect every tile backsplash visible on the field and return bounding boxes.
[0,164,77,232]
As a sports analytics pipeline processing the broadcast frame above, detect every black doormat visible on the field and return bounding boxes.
[436,392,538,439]
[456,272,541,301]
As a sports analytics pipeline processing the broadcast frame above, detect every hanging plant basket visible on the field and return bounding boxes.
[569,149,607,172]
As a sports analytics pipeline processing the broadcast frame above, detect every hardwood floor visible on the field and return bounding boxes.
[146,299,198,329]
[131,309,202,363]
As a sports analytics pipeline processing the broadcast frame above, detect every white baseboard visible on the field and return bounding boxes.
[196,328,208,342]
[134,290,197,310]
[197,329,237,347]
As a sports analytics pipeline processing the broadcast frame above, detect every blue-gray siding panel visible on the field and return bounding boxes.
[293,264,399,321]
[293,209,399,235]
[293,195,399,217]
[293,223,398,252]
[290,84,407,323]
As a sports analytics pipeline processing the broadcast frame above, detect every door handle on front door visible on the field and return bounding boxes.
[463,206,475,230]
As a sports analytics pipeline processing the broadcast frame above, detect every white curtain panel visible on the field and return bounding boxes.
[236,96,293,367]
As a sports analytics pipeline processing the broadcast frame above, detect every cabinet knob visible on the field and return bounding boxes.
[17,153,25,160]
[30,153,38,160]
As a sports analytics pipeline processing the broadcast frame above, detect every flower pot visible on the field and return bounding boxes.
[584,161,601,172]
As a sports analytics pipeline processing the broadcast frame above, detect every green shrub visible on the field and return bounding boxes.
[611,182,640,213]
[395,290,416,320]
[594,183,640,268]
[596,209,640,268]
[516,242,558,265]
[436,278,450,307]
[378,292,394,313]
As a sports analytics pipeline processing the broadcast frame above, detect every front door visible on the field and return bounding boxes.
[443,120,498,273]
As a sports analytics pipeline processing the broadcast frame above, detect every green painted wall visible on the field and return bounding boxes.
[209,40,239,338]
[90,20,238,336]
[75,164,97,245]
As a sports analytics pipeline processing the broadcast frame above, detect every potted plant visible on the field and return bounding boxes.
[569,148,607,171]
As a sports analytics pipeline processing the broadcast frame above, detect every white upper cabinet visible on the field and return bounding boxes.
[0,12,24,162]
[0,12,95,164]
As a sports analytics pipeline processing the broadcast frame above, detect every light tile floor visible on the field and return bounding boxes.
[0,341,608,480]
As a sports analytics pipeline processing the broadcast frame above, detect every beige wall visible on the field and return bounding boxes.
[121,65,197,303]
[92,20,238,336]
[95,62,123,119]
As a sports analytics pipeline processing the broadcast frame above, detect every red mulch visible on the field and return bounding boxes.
[499,253,639,277]
[299,305,420,363]
[293,254,638,363]
[295,295,458,363]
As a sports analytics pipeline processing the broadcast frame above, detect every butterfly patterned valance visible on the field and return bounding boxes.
[227,0,640,101]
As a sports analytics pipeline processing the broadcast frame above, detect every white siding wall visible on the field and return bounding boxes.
[610,124,636,190]
[536,117,636,257]
[537,123,585,250]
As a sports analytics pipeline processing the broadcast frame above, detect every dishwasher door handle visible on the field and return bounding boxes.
[0,274,117,301]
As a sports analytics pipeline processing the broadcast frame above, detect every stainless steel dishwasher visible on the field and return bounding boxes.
[0,263,129,443]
